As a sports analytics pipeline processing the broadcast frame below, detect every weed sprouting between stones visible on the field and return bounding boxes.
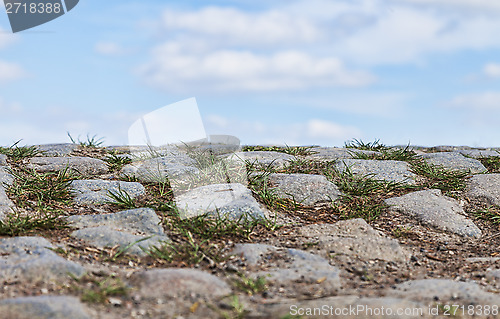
[232,272,268,296]
[478,156,500,173]
[103,153,132,172]
[67,132,105,148]
[70,274,129,304]
[0,141,42,162]
[344,138,390,151]
[243,145,317,156]
[409,159,468,195]
[469,205,500,224]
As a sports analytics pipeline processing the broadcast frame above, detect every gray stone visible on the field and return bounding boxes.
[70,179,145,205]
[0,154,7,165]
[71,226,168,256]
[34,143,79,157]
[0,187,15,219]
[28,156,109,175]
[130,268,232,299]
[0,296,92,319]
[268,173,342,205]
[335,159,418,185]
[120,155,199,183]
[388,279,500,305]
[232,243,342,296]
[262,296,426,319]
[422,152,487,173]
[456,149,500,159]
[298,218,409,262]
[0,166,14,186]
[385,189,481,238]
[466,174,500,206]
[308,147,380,161]
[0,237,85,283]
[486,269,500,282]
[223,151,295,169]
[67,208,164,236]
[174,183,266,220]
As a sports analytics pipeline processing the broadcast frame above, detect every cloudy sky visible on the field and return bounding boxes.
[1,0,500,147]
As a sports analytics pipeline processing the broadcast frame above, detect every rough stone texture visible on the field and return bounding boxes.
[223,151,295,169]
[335,159,418,185]
[67,208,164,236]
[268,173,342,205]
[120,155,198,183]
[28,156,108,175]
[34,143,79,157]
[174,183,266,220]
[388,279,500,305]
[422,152,487,173]
[0,154,7,165]
[298,218,409,262]
[456,149,500,158]
[0,237,85,283]
[261,296,427,319]
[71,226,168,256]
[70,179,145,205]
[130,268,232,299]
[385,189,481,238]
[466,174,500,206]
[232,243,342,296]
[0,296,92,319]
[0,166,14,186]
[308,147,380,161]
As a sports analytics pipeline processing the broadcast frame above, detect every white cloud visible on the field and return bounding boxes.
[162,7,321,46]
[483,63,500,78]
[138,45,375,92]
[396,0,500,12]
[0,60,26,83]
[0,27,16,50]
[204,114,362,146]
[446,92,500,110]
[94,42,128,56]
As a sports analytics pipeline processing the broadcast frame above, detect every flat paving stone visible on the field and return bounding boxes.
[0,237,85,283]
[387,279,500,305]
[385,189,481,238]
[466,174,500,206]
[298,218,410,263]
[422,152,487,173]
[335,159,418,185]
[34,143,79,157]
[70,179,145,205]
[28,156,108,175]
[120,155,198,183]
[232,243,342,297]
[71,226,168,257]
[456,149,500,158]
[0,166,14,186]
[268,173,342,206]
[223,151,295,169]
[307,147,380,161]
[67,208,164,236]
[0,154,7,165]
[174,183,266,220]
[130,268,232,299]
[0,296,92,319]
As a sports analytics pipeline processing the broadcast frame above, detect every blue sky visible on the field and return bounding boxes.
[1,0,500,147]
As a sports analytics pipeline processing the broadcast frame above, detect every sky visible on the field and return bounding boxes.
[1,0,500,148]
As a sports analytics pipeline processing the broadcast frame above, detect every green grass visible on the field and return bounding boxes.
[103,153,132,171]
[243,145,316,156]
[478,156,500,173]
[232,273,268,296]
[469,206,500,224]
[71,275,129,304]
[0,141,42,161]
[106,186,138,209]
[67,132,105,148]
[344,139,390,151]
[409,159,468,195]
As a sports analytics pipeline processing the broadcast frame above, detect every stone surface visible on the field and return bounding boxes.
[456,149,500,158]
[120,155,199,183]
[308,147,380,161]
[130,268,232,299]
[174,183,266,220]
[70,179,145,205]
[466,174,500,206]
[385,189,482,238]
[34,143,79,157]
[223,151,295,169]
[0,296,92,319]
[28,156,108,175]
[268,173,342,205]
[422,152,487,173]
[0,154,7,165]
[0,237,85,283]
[232,243,342,297]
[71,226,168,256]
[0,166,14,186]
[298,218,409,262]
[335,159,418,185]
